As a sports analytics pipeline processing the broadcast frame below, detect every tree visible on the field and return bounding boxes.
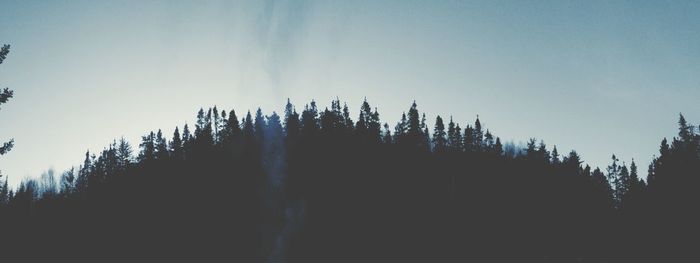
[75,151,92,193]
[213,106,221,143]
[139,131,156,162]
[447,117,463,152]
[562,150,581,176]
[284,100,300,141]
[300,102,319,138]
[60,168,76,196]
[254,108,266,143]
[0,45,14,156]
[155,129,169,160]
[171,127,184,160]
[483,130,494,149]
[382,123,392,144]
[473,115,483,150]
[551,146,560,165]
[116,137,132,168]
[0,176,9,206]
[194,108,214,147]
[493,137,503,156]
[433,116,447,153]
[394,112,407,143]
[463,125,474,152]
[406,102,423,148]
[182,124,192,159]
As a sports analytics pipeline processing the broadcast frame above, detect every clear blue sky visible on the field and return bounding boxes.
[1,0,699,187]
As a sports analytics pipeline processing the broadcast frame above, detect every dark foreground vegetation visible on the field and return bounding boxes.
[1,46,700,262]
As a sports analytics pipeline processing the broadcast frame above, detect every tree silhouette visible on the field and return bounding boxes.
[0,44,14,156]
[0,98,698,262]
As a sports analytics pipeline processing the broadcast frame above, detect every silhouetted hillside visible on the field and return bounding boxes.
[0,98,698,263]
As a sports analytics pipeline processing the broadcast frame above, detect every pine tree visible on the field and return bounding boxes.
[342,103,353,131]
[284,99,300,141]
[562,150,581,175]
[483,130,494,149]
[463,125,474,152]
[182,124,192,159]
[0,44,13,156]
[254,108,266,143]
[60,168,76,196]
[473,115,483,150]
[678,113,693,142]
[116,137,132,167]
[0,176,9,206]
[421,113,430,151]
[356,99,372,138]
[493,137,503,156]
[447,117,463,152]
[156,129,169,160]
[551,146,560,165]
[139,131,156,162]
[433,116,447,153]
[300,101,319,138]
[212,106,221,144]
[383,123,392,144]
[242,111,255,142]
[221,109,241,147]
[402,101,425,150]
[629,159,643,194]
[537,141,550,163]
[76,151,92,193]
[394,112,407,143]
[194,108,214,147]
[171,127,184,160]
[369,108,382,143]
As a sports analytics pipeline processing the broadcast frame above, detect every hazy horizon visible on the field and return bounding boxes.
[1,0,699,187]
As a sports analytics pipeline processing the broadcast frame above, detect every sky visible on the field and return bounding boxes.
[0,0,699,187]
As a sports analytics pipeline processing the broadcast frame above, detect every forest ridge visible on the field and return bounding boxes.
[2,46,700,262]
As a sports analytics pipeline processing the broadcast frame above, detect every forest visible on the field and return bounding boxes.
[1,46,700,262]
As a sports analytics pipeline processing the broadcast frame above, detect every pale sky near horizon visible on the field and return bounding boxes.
[1,0,699,187]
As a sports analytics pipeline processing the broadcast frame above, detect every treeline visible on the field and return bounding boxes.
[0,98,698,262]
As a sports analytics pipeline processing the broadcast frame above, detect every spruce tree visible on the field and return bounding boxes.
[284,99,300,140]
[254,108,266,143]
[171,127,184,160]
[473,115,483,150]
[0,45,13,156]
[139,131,156,162]
[383,123,392,144]
[433,115,447,153]
[447,117,463,152]
[551,146,560,165]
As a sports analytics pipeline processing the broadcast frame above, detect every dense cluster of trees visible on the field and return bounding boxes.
[1,43,699,263]
[0,95,698,262]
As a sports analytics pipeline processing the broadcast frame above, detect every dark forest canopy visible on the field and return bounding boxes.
[0,98,699,263]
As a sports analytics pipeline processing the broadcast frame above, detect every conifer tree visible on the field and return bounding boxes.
[0,44,13,156]
[171,127,184,160]
[254,108,266,143]
[493,137,503,156]
[221,109,242,148]
[301,101,319,138]
[155,129,169,160]
[139,131,156,162]
[383,123,392,144]
[284,99,300,141]
[447,117,463,152]
[551,146,560,165]
[116,137,132,168]
[433,115,447,153]
[463,125,474,152]
[394,112,407,143]
[473,115,483,150]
